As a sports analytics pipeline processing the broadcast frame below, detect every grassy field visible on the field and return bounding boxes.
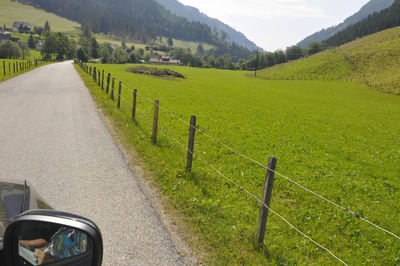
[0,0,81,33]
[258,26,400,95]
[0,59,47,82]
[76,62,400,265]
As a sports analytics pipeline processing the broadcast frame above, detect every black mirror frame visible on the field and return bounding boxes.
[3,209,103,266]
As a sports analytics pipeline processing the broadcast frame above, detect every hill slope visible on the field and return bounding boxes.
[16,0,222,46]
[154,0,258,50]
[0,0,80,33]
[324,0,400,46]
[259,26,400,94]
[297,0,394,47]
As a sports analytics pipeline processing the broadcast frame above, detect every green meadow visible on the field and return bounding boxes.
[76,62,400,265]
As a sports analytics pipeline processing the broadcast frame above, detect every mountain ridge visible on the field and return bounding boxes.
[154,0,259,51]
[297,0,394,47]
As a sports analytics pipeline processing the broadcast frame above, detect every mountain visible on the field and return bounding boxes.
[16,0,220,45]
[297,0,395,47]
[324,0,400,46]
[154,0,259,51]
[259,25,400,94]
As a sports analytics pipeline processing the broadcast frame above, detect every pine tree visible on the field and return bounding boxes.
[28,34,35,49]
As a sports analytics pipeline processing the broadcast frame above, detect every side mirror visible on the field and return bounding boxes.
[3,210,103,266]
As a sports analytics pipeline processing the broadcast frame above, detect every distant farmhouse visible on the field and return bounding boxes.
[35,41,44,51]
[149,55,180,65]
[0,25,12,42]
[13,22,31,33]
[0,33,11,43]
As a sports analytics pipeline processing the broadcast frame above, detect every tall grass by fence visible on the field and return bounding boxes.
[1,59,47,81]
[75,60,400,264]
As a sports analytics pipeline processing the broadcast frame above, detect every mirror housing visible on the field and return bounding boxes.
[3,210,103,266]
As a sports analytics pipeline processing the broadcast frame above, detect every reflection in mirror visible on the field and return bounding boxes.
[16,222,92,265]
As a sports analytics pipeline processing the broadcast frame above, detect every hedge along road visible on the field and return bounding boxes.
[0,61,184,265]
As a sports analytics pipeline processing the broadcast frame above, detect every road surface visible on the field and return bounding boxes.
[0,61,184,265]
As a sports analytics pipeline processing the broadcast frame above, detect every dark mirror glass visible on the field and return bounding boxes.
[15,221,93,265]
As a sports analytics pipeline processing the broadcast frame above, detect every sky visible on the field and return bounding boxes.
[177,0,371,51]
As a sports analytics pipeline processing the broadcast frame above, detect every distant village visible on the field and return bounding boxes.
[1,22,44,51]
[1,21,182,65]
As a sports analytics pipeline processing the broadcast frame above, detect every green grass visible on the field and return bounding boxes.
[0,0,81,33]
[0,59,47,82]
[258,26,400,95]
[76,62,400,265]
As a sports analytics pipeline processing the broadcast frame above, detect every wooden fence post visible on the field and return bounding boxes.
[98,70,100,86]
[118,81,122,108]
[8,62,10,73]
[256,156,277,248]
[152,100,159,144]
[101,70,104,90]
[186,115,196,172]
[93,67,96,81]
[13,62,15,74]
[106,74,110,93]
[111,78,115,100]
[3,61,5,76]
[132,89,137,121]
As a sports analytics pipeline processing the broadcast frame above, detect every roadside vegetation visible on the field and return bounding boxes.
[0,59,47,82]
[76,62,400,264]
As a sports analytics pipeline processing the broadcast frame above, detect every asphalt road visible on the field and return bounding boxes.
[0,61,184,265]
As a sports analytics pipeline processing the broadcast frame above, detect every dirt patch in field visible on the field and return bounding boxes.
[126,66,185,79]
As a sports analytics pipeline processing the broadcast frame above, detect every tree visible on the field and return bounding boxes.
[0,41,21,59]
[196,44,204,55]
[112,47,128,64]
[55,32,68,60]
[90,37,99,58]
[207,55,216,68]
[274,50,286,64]
[44,21,50,32]
[167,37,173,47]
[220,30,228,41]
[82,24,91,38]
[41,31,56,59]
[98,43,113,63]
[77,48,88,62]
[286,45,304,61]
[137,48,145,57]
[254,49,259,76]
[307,42,326,55]
[18,41,29,60]
[28,34,35,49]
[128,52,137,63]
[223,53,234,70]
[33,26,44,36]
[65,39,76,59]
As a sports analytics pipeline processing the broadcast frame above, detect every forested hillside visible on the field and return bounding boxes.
[154,0,258,50]
[324,0,400,46]
[15,0,253,60]
[297,0,394,47]
[15,0,217,44]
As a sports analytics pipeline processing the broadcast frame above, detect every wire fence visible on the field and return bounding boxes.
[1,59,45,78]
[76,61,399,264]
